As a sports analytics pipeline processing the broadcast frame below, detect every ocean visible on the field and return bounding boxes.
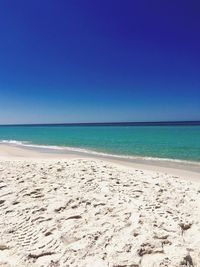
[0,123,200,162]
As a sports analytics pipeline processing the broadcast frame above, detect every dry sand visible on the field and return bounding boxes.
[0,144,200,266]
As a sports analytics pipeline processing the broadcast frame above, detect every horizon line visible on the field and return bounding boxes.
[0,120,200,127]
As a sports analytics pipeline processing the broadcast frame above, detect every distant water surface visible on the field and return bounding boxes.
[0,124,200,162]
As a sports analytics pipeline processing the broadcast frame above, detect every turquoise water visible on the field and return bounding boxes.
[0,125,200,162]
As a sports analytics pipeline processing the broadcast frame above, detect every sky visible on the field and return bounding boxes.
[0,0,200,124]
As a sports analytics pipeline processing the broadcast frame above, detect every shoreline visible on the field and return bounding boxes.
[0,143,200,182]
[1,140,200,165]
[0,140,200,166]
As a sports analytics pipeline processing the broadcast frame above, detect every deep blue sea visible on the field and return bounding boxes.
[0,123,200,162]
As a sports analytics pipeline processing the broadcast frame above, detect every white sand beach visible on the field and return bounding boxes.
[0,144,200,267]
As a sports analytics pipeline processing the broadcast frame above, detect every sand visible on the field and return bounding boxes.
[0,144,200,267]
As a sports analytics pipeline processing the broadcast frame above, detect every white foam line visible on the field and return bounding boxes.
[0,139,200,165]
[0,140,65,150]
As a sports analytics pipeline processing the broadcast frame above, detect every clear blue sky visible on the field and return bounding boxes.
[0,0,199,124]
